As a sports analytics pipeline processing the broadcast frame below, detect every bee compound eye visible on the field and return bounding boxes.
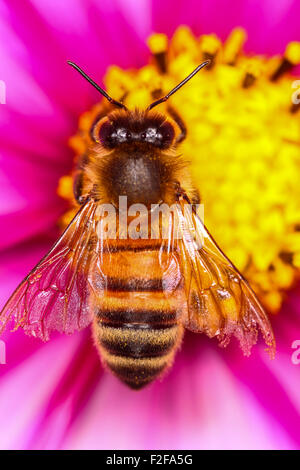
[159,122,175,148]
[98,120,115,147]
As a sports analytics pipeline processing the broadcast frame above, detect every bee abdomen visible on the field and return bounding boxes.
[98,323,178,358]
[94,320,183,389]
[91,245,185,388]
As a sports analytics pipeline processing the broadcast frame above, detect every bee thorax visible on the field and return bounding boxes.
[106,154,163,207]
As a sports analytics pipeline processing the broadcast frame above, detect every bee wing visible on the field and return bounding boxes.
[174,200,276,357]
[0,199,99,341]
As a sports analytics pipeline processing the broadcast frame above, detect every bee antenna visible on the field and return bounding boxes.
[146,60,210,111]
[67,61,127,110]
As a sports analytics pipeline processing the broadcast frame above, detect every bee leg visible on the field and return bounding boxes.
[167,105,187,144]
[173,181,200,207]
[73,153,94,204]
[173,181,189,201]
[73,169,85,204]
[73,172,97,205]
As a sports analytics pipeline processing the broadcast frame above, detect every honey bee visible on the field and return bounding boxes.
[0,60,275,389]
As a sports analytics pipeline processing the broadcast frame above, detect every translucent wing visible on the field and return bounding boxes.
[0,199,99,341]
[174,200,275,357]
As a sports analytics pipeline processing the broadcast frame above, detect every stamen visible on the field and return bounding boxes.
[271,41,300,81]
[290,101,300,113]
[200,34,221,67]
[242,59,261,88]
[148,33,168,74]
[223,28,247,65]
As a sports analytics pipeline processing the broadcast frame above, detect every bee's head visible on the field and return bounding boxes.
[93,111,175,150]
[89,111,177,207]
[67,60,210,147]
[67,60,209,206]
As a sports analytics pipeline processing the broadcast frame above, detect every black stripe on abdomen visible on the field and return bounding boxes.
[97,308,177,328]
[95,322,182,389]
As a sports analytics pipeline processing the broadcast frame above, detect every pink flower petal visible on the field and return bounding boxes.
[0,237,99,450]
[152,0,300,54]
[0,331,86,450]
[220,288,300,450]
[1,0,150,117]
[0,150,67,249]
[60,333,298,450]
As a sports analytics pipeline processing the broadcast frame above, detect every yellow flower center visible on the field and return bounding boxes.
[58,26,300,314]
